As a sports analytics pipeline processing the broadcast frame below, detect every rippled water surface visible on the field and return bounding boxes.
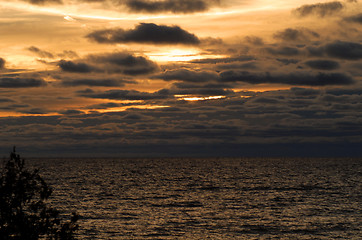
[30,157,361,239]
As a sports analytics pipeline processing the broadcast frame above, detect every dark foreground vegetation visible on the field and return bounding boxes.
[0,147,78,240]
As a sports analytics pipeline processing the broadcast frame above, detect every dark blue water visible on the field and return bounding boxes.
[30,157,361,239]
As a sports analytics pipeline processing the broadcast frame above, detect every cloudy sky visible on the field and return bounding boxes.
[0,0,361,157]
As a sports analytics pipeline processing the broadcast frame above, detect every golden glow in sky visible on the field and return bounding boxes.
[0,0,361,156]
[148,49,226,63]
[0,0,361,117]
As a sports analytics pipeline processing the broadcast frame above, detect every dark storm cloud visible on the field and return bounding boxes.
[293,1,344,17]
[91,52,152,67]
[86,101,149,111]
[80,89,171,100]
[0,77,47,88]
[290,87,322,96]
[87,102,120,110]
[27,46,54,58]
[0,58,5,69]
[0,98,14,103]
[152,69,219,82]
[89,52,159,75]
[326,88,362,95]
[265,47,300,56]
[125,0,216,14]
[273,28,319,41]
[324,41,362,60]
[8,104,30,109]
[20,0,219,13]
[59,109,85,115]
[76,88,94,94]
[60,78,127,87]
[86,23,200,45]
[276,59,300,65]
[0,104,27,111]
[58,60,95,73]
[344,13,362,23]
[250,97,280,104]
[304,60,340,70]
[308,41,362,60]
[58,52,158,75]
[219,71,354,86]
[18,108,49,115]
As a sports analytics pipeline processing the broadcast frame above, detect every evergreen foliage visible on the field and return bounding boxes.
[0,147,78,239]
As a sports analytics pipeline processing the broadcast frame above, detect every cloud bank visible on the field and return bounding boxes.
[125,0,218,13]
[87,23,200,45]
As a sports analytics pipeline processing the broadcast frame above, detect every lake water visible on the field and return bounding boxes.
[30,157,361,239]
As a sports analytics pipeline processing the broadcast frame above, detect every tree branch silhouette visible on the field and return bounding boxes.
[0,147,78,239]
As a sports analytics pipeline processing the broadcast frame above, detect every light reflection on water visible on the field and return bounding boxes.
[30,158,361,239]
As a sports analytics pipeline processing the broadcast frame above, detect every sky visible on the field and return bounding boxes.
[0,0,361,157]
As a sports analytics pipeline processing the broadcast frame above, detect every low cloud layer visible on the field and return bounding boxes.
[58,60,94,73]
[89,52,159,75]
[304,60,340,70]
[80,89,171,100]
[219,71,354,86]
[324,41,362,60]
[308,41,362,60]
[58,52,159,75]
[59,78,129,87]
[0,77,47,88]
[2,86,362,157]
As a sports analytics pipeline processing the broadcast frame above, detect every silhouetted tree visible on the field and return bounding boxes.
[0,147,78,240]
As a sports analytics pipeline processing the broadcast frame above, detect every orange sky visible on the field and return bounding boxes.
[0,0,361,156]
